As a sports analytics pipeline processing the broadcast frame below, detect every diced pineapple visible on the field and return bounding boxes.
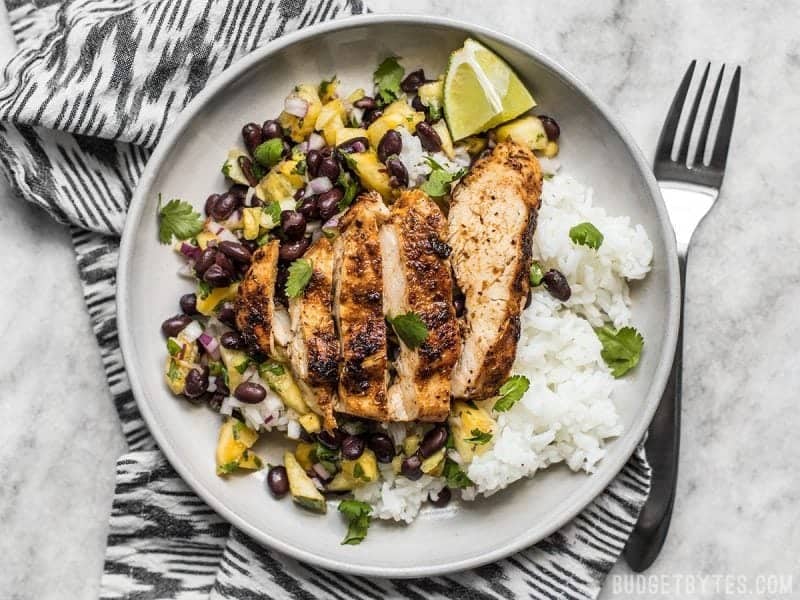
[295,442,315,471]
[221,149,250,186]
[390,455,403,475]
[366,100,425,148]
[543,140,559,158]
[321,114,345,146]
[417,79,443,118]
[216,418,260,476]
[461,136,488,156]
[403,435,420,456]
[318,77,339,103]
[328,449,379,491]
[421,448,445,474]
[345,88,365,104]
[242,207,261,240]
[256,165,303,203]
[164,356,190,394]
[432,120,454,159]
[298,412,322,434]
[220,346,250,391]
[196,283,239,316]
[258,363,309,414]
[449,401,496,463]
[494,116,548,150]
[278,84,322,142]
[196,231,217,250]
[348,150,391,198]
[314,99,346,131]
[335,127,368,146]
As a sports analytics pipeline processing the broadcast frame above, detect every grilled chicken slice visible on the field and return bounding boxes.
[333,192,390,420]
[447,140,543,399]
[288,237,339,429]
[235,240,280,356]
[381,189,461,422]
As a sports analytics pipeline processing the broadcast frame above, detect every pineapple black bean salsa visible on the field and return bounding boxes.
[157,50,568,545]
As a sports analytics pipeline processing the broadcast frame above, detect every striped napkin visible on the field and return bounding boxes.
[0,1,651,598]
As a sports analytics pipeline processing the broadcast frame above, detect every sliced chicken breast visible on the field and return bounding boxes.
[381,189,461,422]
[235,240,279,356]
[333,192,391,420]
[287,237,339,430]
[447,140,543,399]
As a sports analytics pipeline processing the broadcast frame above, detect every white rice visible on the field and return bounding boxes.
[367,172,653,519]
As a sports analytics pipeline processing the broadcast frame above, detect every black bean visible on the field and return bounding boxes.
[318,156,340,181]
[297,196,320,220]
[229,184,248,201]
[218,241,252,264]
[401,68,426,93]
[419,426,448,458]
[234,381,266,404]
[207,392,225,412]
[318,188,343,221]
[210,192,239,221]
[274,264,290,306]
[306,149,322,177]
[237,155,259,187]
[337,137,369,154]
[377,129,402,163]
[543,269,571,301]
[214,251,235,278]
[317,429,343,450]
[184,367,209,399]
[217,302,236,327]
[179,293,198,316]
[353,96,378,110]
[525,289,533,309]
[242,239,259,254]
[220,331,245,349]
[539,115,560,141]
[280,210,306,241]
[261,119,283,140]
[203,264,232,287]
[401,453,423,480]
[415,121,442,152]
[341,435,365,460]
[429,487,451,508]
[279,237,310,261]
[215,379,230,397]
[205,193,221,217]
[242,122,263,154]
[281,140,292,158]
[368,433,395,463]
[194,247,217,276]
[267,465,289,497]
[453,295,465,317]
[161,314,192,337]
[411,94,426,113]
[386,157,408,188]
[362,108,383,127]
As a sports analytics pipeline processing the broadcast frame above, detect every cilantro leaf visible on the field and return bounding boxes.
[234,358,251,375]
[197,280,212,299]
[569,222,604,250]
[493,375,530,412]
[166,359,180,381]
[253,138,284,168]
[464,429,492,445]
[338,500,373,545]
[443,459,473,489]
[337,171,359,211]
[166,338,181,356]
[258,361,286,378]
[319,75,338,99]
[529,261,544,287]
[158,197,204,244]
[595,326,644,378]
[373,56,404,104]
[388,312,429,349]
[285,259,313,298]
[420,163,467,197]
[262,201,282,228]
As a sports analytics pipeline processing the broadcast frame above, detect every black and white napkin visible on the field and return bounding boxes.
[0,1,651,598]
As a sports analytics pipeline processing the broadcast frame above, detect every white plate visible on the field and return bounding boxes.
[117,15,679,577]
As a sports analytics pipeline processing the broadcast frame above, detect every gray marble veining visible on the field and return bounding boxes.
[1,1,798,598]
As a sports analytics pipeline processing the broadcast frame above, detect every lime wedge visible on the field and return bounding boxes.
[444,38,536,140]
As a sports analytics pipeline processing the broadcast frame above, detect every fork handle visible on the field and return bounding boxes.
[624,254,686,571]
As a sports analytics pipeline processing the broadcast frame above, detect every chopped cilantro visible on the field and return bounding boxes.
[217,461,239,475]
[166,359,180,381]
[285,258,313,298]
[421,160,467,197]
[253,138,284,168]
[337,171,359,211]
[464,429,493,445]
[262,201,282,228]
[352,463,366,480]
[388,312,429,349]
[595,326,644,378]
[157,196,204,244]
[258,362,286,378]
[166,338,181,356]
[569,222,604,250]
[529,262,544,287]
[319,75,338,99]
[442,459,473,489]
[234,359,250,375]
[373,56,404,104]
[493,375,530,412]
[208,361,224,377]
[197,280,212,300]
[338,500,373,545]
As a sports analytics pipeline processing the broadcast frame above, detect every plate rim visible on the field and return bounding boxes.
[117,13,680,578]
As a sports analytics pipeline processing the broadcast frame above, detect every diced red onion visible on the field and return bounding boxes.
[216,227,239,244]
[311,477,326,491]
[224,209,243,229]
[179,242,201,262]
[307,132,326,151]
[284,96,309,117]
[207,376,218,394]
[286,419,301,440]
[349,107,364,126]
[303,176,333,198]
[311,229,323,243]
[219,397,235,416]
[198,332,220,360]
[244,187,257,207]
[181,320,203,342]
[294,141,309,153]
[177,262,196,278]
[312,463,332,482]
[322,213,341,231]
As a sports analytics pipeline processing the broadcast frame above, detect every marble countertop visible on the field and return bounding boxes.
[1,1,798,598]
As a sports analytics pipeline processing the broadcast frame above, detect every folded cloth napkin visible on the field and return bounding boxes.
[0,1,652,598]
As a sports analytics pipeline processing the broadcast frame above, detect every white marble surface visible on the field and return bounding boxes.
[1,1,799,598]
